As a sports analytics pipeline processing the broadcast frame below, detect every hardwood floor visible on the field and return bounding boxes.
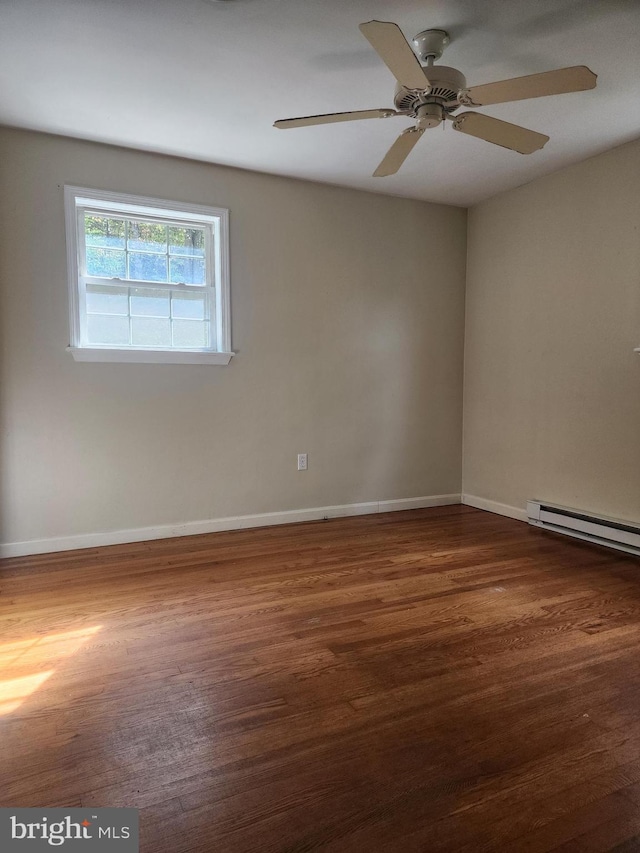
[2,505,640,851]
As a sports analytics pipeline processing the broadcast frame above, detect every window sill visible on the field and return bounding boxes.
[66,347,234,365]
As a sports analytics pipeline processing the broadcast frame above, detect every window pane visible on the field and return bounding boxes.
[172,319,207,348]
[169,256,205,285]
[86,248,126,278]
[85,215,125,248]
[169,226,205,257]
[171,291,206,320]
[131,317,171,347]
[128,252,168,282]
[86,284,128,315]
[130,287,169,318]
[127,221,167,253]
[87,314,130,345]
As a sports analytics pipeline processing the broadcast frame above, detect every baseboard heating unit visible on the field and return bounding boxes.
[527,501,640,557]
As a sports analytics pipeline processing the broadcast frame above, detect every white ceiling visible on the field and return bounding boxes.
[1,0,639,206]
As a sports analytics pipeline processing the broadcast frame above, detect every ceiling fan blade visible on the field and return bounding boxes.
[460,65,597,107]
[373,127,425,177]
[274,108,397,129]
[359,21,430,91]
[452,112,549,154]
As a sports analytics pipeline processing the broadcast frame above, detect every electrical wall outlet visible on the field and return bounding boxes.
[297,453,308,471]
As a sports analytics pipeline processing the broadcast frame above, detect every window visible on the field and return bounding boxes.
[65,187,232,364]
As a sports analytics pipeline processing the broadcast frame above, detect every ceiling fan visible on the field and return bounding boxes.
[274,21,597,177]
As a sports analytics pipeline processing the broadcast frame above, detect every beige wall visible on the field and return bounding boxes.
[0,127,467,548]
[463,138,640,522]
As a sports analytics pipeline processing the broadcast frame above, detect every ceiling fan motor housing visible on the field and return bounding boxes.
[393,66,466,117]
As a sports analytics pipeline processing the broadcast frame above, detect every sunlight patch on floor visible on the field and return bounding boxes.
[0,626,102,716]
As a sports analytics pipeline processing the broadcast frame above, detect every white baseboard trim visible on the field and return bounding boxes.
[462,494,528,523]
[0,493,461,559]
[378,495,459,514]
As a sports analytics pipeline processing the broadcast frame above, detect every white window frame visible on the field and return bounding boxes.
[64,186,233,364]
